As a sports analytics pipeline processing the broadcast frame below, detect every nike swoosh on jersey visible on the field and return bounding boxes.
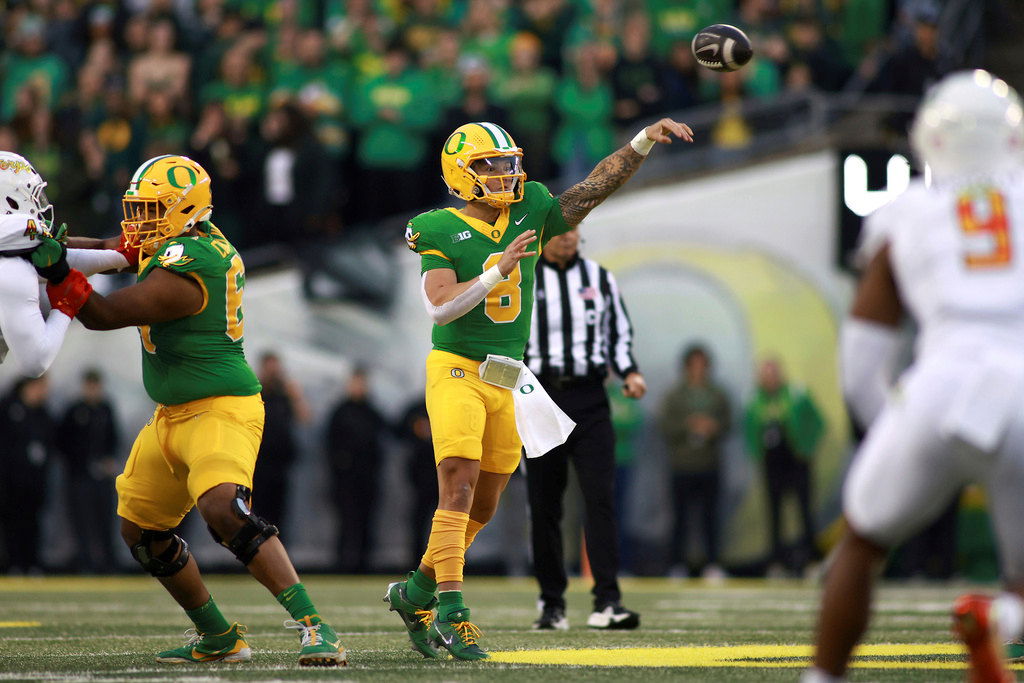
[515,214,529,225]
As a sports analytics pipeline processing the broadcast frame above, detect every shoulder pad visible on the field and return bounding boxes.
[0,214,44,254]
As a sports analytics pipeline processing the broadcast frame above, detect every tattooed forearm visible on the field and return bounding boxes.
[558,144,645,227]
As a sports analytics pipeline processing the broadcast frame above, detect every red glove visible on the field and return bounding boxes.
[116,232,141,269]
[47,269,94,318]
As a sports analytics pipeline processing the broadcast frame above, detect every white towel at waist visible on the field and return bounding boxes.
[513,366,576,458]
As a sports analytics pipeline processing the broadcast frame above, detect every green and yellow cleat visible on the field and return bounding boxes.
[284,616,347,667]
[155,622,251,664]
[428,608,489,661]
[384,577,443,659]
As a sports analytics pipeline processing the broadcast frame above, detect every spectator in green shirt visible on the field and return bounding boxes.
[1,15,70,123]
[271,29,352,159]
[611,10,665,127]
[554,42,615,187]
[350,40,439,223]
[420,28,464,114]
[201,46,267,129]
[461,0,514,77]
[492,31,557,182]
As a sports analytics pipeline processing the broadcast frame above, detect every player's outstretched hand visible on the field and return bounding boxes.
[497,229,538,276]
[116,232,141,269]
[30,222,71,284]
[47,269,93,318]
[643,118,694,144]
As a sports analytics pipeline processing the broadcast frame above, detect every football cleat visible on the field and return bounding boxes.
[284,616,347,667]
[952,594,1014,683]
[155,622,251,664]
[587,603,640,630]
[384,577,443,659]
[428,608,489,661]
[533,604,569,631]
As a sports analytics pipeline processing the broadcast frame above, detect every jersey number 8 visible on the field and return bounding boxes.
[483,252,522,323]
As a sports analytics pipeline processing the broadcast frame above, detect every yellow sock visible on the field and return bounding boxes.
[464,519,485,552]
[419,510,469,584]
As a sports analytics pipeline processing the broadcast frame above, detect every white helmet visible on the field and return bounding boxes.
[910,70,1024,182]
[0,151,53,224]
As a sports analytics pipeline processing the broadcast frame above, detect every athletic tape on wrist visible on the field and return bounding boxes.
[630,129,655,156]
[479,265,503,289]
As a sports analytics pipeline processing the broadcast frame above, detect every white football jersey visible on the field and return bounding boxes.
[859,170,1024,356]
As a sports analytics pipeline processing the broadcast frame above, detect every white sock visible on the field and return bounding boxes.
[993,592,1024,642]
[800,667,847,683]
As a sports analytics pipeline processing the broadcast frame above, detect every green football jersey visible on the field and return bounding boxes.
[137,223,262,405]
[407,181,572,361]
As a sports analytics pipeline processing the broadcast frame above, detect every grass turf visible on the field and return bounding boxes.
[0,575,1000,681]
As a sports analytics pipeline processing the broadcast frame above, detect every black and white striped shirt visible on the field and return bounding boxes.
[524,253,638,380]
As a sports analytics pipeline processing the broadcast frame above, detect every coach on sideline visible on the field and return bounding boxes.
[524,227,645,630]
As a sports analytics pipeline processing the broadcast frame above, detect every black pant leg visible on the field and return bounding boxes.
[669,473,691,567]
[699,470,721,565]
[765,455,787,564]
[791,459,815,560]
[570,407,621,609]
[526,439,570,610]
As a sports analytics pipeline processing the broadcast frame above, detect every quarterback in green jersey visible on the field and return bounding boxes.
[386,118,692,660]
[43,155,345,667]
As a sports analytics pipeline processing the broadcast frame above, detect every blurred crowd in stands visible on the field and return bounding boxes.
[1,0,942,250]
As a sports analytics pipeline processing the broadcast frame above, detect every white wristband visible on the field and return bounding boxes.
[479,265,503,289]
[630,128,655,156]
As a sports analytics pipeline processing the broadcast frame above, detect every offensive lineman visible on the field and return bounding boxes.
[40,154,345,666]
[386,118,692,660]
[804,71,1024,683]
[0,152,129,375]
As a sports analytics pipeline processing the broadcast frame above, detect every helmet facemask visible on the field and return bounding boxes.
[120,158,212,255]
[465,152,525,208]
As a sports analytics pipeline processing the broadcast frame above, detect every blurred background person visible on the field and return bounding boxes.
[253,352,311,535]
[326,367,386,573]
[744,357,824,577]
[658,343,731,580]
[0,377,54,575]
[397,396,438,566]
[57,369,120,574]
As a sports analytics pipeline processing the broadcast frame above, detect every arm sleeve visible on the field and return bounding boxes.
[600,267,638,377]
[840,316,903,427]
[420,273,490,326]
[0,257,72,377]
[66,249,130,276]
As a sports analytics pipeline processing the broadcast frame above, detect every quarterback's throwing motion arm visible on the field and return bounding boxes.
[558,118,693,227]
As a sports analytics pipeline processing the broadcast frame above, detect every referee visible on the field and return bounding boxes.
[524,227,646,630]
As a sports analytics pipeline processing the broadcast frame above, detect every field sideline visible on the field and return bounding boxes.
[0,575,1011,681]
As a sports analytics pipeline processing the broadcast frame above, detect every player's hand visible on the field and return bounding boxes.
[622,371,647,399]
[496,229,537,276]
[47,268,93,318]
[643,118,694,144]
[30,222,71,283]
[116,232,141,269]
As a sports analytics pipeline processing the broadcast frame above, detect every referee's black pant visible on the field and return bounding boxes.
[525,379,621,611]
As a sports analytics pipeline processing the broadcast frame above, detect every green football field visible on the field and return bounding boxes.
[0,575,1011,681]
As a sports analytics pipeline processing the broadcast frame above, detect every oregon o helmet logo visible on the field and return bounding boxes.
[166,165,198,189]
[444,132,467,155]
[451,368,465,378]
[519,384,535,394]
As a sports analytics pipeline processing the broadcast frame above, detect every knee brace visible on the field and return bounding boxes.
[207,485,279,565]
[131,529,191,577]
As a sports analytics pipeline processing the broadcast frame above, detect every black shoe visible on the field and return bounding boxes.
[532,604,569,630]
[587,603,640,630]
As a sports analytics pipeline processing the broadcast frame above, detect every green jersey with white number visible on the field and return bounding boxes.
[137,223,261,405]
[407,181,572,361]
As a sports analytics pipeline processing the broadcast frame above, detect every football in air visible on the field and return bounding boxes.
[691,24,753,72]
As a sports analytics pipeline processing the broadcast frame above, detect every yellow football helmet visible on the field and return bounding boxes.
[122,155,213,255]
[440,122,525,207]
